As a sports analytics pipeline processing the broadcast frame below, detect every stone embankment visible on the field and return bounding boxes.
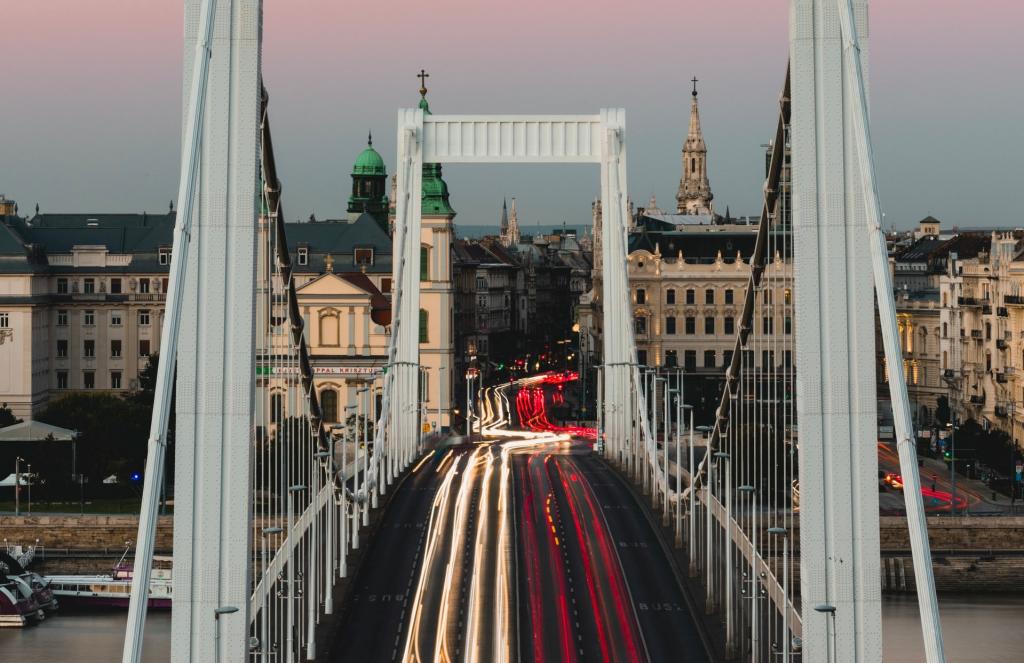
[1,514,172,574]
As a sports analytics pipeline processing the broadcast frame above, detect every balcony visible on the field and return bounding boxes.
[999,307,1010,317]
[997,372,1008,384]
[970,394,985,405]
[995,404,1009,417]
[997,339,1009,350]
[970,329,983,339]
[942,369,958,381]
[983,304,993,315]
[1005,295,1024,306]
[959,296,987,307]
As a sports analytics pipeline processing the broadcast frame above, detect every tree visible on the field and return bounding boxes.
[0,403,21,428]
[35,393,152,498]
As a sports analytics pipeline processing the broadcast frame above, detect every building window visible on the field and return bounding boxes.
[666,289,676,305]
[110,371,122,389]
[159,248,171,265]
[83,340,95,358]
[419,309,429,343]
[139,278,150,294]
[705,288,715,305]
[763,350,775,368]
[636,288,646,304]
[986,322,992,340]
[84,310,95,326]
[319,311,339,346]
[57,278,69,294]
[665,350,678,367]
[111,339,122,358]
[271,393,283,424]
[784,288,792,305]
[420,247,430,281]
[634,316,648,336]
[666,317,677,335]
[942,322,948,338]
[320,389,338,423]
[297,247,309,266]
[704,350,716,368]
[57,339,68,358]
[763,316,774,335]
[111,311,122,326]
[355,248,374,267]
[725,289,734,305]
[637,350,648,366]
[381,277,392,294]
[704,317,715,334]
[83,278,95,294]
[57,371,68,390]
[57,310,68,326]
[83,371,95,389]
[139,339,151,357]
[686,289,695,305]
[724,350,734,366]
[684,350,697,370]
[784,316,792,335]
[783,350,792,367]
[724,316,735,335]
[685,317,696,335]
[110,278,122,294]
[139,310,151,326]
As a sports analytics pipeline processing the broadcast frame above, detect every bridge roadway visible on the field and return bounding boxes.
[330,380,711,663]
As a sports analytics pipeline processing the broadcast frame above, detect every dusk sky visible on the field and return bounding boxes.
[3,1,1022,230]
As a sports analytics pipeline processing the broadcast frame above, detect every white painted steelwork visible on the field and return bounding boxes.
[791,1,882,660]
[170,1,262,660]
[834,0,945,659]
[393,110,647,472]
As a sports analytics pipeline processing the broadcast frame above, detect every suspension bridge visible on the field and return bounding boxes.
[121,0,946,661]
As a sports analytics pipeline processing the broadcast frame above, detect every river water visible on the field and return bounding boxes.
[0,596,1021,661]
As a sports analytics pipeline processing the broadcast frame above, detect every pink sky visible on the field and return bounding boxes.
[2,1,1021,227]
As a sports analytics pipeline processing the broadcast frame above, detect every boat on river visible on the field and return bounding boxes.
[45,554,172,610]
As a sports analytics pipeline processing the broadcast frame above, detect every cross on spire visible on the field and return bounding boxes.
[691,76,699,97]
[418,69,430,98]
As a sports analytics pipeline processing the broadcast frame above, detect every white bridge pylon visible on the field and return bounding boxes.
[391,109,648,461]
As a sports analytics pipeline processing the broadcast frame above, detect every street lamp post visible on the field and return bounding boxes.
[14,456,23,516]
[946,419,957,516]
[769,527,790,661]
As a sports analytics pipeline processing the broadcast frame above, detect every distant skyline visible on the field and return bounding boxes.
[2,1,1022,230]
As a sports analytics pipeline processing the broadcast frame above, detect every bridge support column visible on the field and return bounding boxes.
[392,109,425,477]
[599,110,634,467]
[170,1,261,661]
[790,1,881,661]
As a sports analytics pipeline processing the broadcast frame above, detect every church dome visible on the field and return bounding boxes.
[352,138,386,177]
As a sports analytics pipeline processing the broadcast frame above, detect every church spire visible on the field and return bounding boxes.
[676,77,714,215]
[500,197,521,247]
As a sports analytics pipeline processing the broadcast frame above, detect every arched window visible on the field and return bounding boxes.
[419,309,429,343]
[943,322,948,338]
[320,389,338,423]
[691,157,696,172]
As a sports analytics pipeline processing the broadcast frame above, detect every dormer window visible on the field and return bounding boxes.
[354,247,374,267]
[159,247,171,265]
[297,247,309,266]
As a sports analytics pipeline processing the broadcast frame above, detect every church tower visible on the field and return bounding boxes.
[347,133,389,226]
[500,197,521,247]
[675,78,714,215]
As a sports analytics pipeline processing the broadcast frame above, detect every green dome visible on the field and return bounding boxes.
[352,138,386,176]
